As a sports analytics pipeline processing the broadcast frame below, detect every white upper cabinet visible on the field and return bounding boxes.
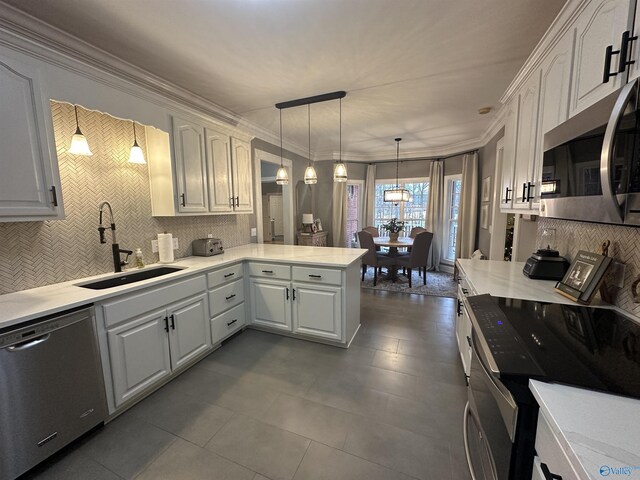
[500,97,519,211]
[0,54,63,221]
[230,137,253,213]
[570,0,635,116]
[512,71,541,210]
[205,126,233,213]
[172,116,209,213]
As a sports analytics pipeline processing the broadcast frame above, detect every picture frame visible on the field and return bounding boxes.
[481,177,491,203]
[480,204,489,229]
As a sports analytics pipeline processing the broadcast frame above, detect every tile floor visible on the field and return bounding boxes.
[25,289,471,480]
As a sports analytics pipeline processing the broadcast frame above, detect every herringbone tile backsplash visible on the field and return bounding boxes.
[0,102,251,295]
[537,218,640,317]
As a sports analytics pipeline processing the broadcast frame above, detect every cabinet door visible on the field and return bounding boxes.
[205,126,233,213]
[167,293,211,371]
[172,116,208,213]
[230,137,253,213]
[292,283,342,341]
[249,278,292,331]
[500,97,519,211]
[570,0,634,116]
[107,309,171,407]
[0,54,63,220]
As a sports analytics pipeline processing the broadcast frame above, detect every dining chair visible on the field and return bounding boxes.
[395,231,433,287]
[357,230,395,286]
[363,226,381,251]
[401,226,427,274]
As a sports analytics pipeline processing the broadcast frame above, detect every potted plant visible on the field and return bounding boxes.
[381,218,405,242]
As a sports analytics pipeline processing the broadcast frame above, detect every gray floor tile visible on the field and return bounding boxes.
[362,367,417,398]
[77,415,176,479]
[351,331,399,353]
[21,448,122,480]
[207,415,311,480]
[127,385,234,446]
[135,437,255,480]
[303,375,390,418]
[253,475,272,480]
[397,337,460,364]
[344,416,452,480]
[293,441,414,480]
[263,393,355,448]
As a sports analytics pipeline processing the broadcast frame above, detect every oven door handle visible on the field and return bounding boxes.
[463,402,478,480]
[601,78,637,224]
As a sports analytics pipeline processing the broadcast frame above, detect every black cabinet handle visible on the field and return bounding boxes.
[224,272,235,278]
[457,300,462,316]
[308,274,322,279]
[163,316,169,332]
[227,319,238,327]
[292,288,296,301]
[526,182,536,201]
[229,197,234,207]
[286,287,289,300]
[504,187,512,204]
[466,336,472,348]
[262,270,274,274]
[50,186,58,207]
[180,193,186,207]
[618,30,638,73]
[225,294,236,300]
[522,183,528,203]
[603,44,620,83]
[235,196,240,207]
[462,288,468,295]
[540,462,562,480]
[170,314,176,330]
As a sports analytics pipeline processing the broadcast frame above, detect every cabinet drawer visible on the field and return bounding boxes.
[101,275,206,328]
[292,266,341,286]
[209,279,244,317]
[211,303,245,344]
[206,263,243,288]
[248,262,291,280]
[535,411,579,480]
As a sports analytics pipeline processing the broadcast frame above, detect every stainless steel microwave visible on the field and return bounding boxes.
[541,79,640,226]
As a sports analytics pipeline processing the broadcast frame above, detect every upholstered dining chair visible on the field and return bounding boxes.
[357,230,395,286]
[363,226,381,251]
[396,231,433,287]
[401,226,427,275]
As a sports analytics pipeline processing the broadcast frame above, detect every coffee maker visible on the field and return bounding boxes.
[523,228,569,280]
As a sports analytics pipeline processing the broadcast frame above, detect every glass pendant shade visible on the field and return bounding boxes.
[276,166,289,185]
[304,165,317,184]
[128,141,146,164]
[333,162,348,182]
[69,127,93,156]
[383,188,410,202]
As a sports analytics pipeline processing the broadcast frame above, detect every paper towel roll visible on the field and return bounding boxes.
[158,233,174,263]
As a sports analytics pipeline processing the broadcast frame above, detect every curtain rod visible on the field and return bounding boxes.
[343,148,479,165]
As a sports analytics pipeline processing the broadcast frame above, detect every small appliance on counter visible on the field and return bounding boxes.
[523,227,569,280]
[192,238,223,256]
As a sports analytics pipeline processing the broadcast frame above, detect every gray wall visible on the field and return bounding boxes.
[476,128,505,256]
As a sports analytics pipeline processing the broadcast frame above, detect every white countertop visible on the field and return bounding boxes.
[0,243,366,330]
[530,380,640,479]
[456,258,602,306]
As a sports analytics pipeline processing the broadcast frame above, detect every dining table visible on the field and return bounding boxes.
[373,236,413,282]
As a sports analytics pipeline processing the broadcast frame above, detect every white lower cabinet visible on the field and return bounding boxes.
[211,303,246,344]
[292,283,342,341]
[207,262,246,345]
[167,294,210,370]
[249,278,292,332]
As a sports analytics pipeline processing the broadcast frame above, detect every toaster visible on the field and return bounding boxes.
[192,238,223,256]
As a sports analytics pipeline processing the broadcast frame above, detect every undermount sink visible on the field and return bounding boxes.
[76,266,186,290]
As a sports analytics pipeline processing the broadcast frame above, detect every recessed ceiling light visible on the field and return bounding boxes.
[478,106,492,115]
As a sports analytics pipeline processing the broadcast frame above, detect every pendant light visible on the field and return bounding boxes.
[304,104,318,184]
[383,138,410,204]
[333,97,347,183]
[128,121,146,164]
[68,105,93,156]
[275,109,289,185]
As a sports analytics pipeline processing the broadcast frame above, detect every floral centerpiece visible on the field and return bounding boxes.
[381,218,405,241]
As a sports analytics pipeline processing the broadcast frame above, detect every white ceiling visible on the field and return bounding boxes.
[3,0,564,160]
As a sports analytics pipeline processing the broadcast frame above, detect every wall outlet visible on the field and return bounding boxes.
[251,227,257,237]
[173,238,179,250]
[207,233,213,238]
[151,240,158,253]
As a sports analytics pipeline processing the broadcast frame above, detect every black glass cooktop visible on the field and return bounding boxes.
[467,294,640,399]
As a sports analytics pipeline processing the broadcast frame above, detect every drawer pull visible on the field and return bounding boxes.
[225,294,236,300]
[462,288,468,294]
[262,270,274,274]
[308,274,322,279]
[457,300,463,316]
[540,463,562,480]
[227,319,237,327]
[224,272,235,278]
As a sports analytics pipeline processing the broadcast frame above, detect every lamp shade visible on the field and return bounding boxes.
[383,188,410,203]
[304,165,318,184]
[128,142,146,164]
[333,162,347,182]
[302,214,314,224]
[69,130,93,156]
[275,165,289,185]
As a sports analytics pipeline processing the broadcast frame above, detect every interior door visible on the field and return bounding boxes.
[269,194,284,237]
[172,116,208,213]
[205,126,233,213]
[167,294,210,370]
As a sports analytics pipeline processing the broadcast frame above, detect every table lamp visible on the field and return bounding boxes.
[302,214,314,233]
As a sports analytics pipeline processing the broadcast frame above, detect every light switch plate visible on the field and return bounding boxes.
[173,238,179,250]
[207,233,213,238]
[151,240,158,253]
[251,228,257,237]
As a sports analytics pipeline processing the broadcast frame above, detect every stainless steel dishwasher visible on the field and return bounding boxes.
[0,306,107,479]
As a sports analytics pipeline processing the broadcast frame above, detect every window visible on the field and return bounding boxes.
[374,179,429,232]
[346,182,363,247]
[443,176,462,262]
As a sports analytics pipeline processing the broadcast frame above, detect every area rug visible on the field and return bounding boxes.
[360,268,457,297]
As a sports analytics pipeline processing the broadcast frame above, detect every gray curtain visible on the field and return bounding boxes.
[332,181,347,247]
[426,160,444,270]
[364,164,376,227]
[456,152,479,259]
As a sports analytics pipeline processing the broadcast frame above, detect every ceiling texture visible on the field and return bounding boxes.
[2,0,565,161]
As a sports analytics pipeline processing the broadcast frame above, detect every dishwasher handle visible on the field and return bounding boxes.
[6,334,51,351]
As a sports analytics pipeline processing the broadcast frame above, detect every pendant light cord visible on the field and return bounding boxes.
[308,104,311,165]
[279,109,283,167]
[396,139,400,188]
[133,122,137,141]
[74,105,79,128]
[339,97,342,163]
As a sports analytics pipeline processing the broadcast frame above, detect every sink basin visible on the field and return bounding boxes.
[76,266,185,290]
